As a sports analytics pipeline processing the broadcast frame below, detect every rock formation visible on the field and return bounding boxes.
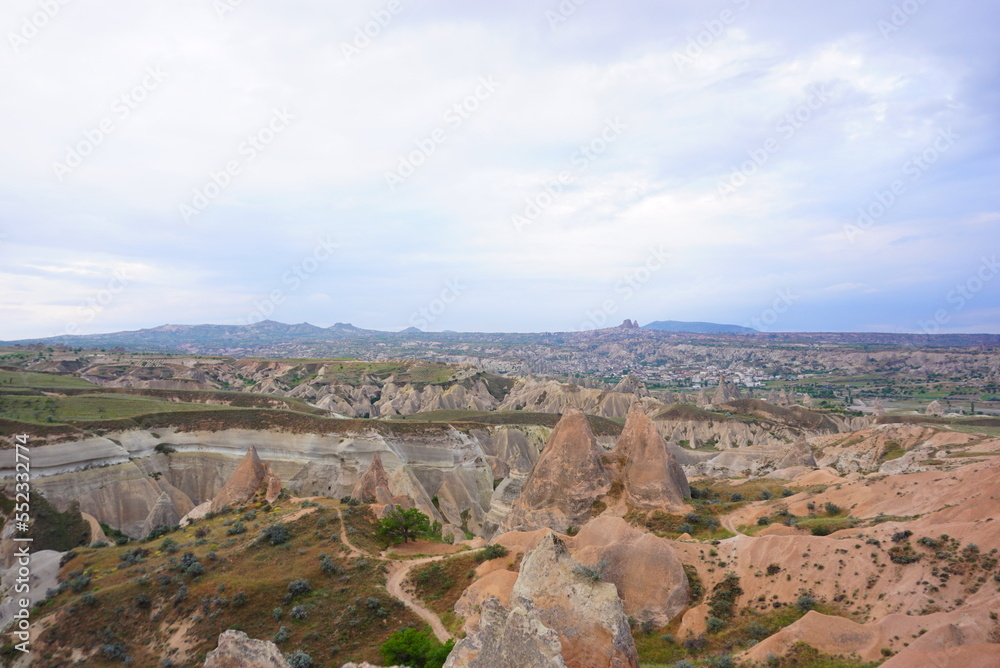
[444,596,568,668]
[612,373,649,398]
[775,437,816,470]
[571,516,689,625]
[141,491,182,538]
[500,409,611,533]
[211,446,270,511]
[352,452,390,503]
[511,532,638,668]
[711,379,741,405]
[498,377,663,418]
[610,403,689,510]
[203,630,291,668]
[926,400,945,416]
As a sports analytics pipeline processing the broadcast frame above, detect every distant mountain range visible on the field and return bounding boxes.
[4,321,996,366]
[642,320,756,334]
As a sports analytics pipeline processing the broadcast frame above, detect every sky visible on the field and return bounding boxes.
[1,0,998,339]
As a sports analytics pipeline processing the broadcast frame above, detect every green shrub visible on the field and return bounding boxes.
[287,579,312,597]
[260,523,291,546]
[285,651,313,668]
[706,616,725,632]
[475,544,509,562]
[796,594,817,611]
[380,628,454,668]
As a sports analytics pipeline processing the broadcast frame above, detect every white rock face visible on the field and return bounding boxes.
[0,425,502,539]
[202,630,290,668]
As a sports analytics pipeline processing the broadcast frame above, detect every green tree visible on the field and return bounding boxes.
[380,628,453,668]
[377,506,431,544]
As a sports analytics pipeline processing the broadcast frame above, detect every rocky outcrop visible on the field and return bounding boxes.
[711,379,741,405]
[444,596,568,668]
[813,423,977,474]
[482,478,523,537]
[498,378,663,419]
[352,453,390,503]
[571,517,689,626]
[926,400,945,416]
[612,373,649,398]
[141,491,182,537]
[775,437,816,470]
[202,630,291,668]
[500,409,611,534]
[610,404,689,510]
[511,532,638,668]
[211,446,269,511]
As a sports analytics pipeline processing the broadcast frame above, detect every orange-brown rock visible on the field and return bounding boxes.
[611,403,689,510]
[352,453,390,503]
[500,409,611,533]
[571,516,688,625]
[211,447,268,511]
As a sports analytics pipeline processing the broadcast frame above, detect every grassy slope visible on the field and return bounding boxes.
[24,499,429,667]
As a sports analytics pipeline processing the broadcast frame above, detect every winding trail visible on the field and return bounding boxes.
[335,508,362,557]
[721,513,746,537]
[386,555,456,643]
[336,506,456,643]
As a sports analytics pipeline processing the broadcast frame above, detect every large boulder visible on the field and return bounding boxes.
[571,516,689,626]
[444,596,567,668]
[352,452,390,503]
[203,630,290,668]
[611,403,689,510]
[500,409,611,534]
[512,532,638,668]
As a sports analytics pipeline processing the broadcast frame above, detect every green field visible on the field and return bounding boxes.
[0,369,98,390]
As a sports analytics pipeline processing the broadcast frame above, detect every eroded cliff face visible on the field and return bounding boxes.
[498,378,663,418]
[0,423,546,540]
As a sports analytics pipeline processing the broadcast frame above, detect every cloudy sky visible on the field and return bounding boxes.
[1,0,998,338]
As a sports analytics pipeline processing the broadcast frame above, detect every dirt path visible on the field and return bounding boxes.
[336,506,459,642]
[721,513,746,536]
[336,507,362,558]
[385,555,455,644]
